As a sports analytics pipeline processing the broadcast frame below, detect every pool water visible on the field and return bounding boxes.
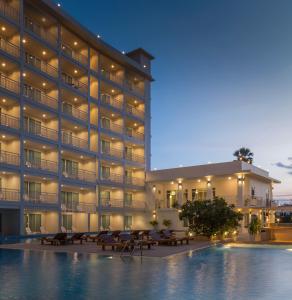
[0,246,292,299]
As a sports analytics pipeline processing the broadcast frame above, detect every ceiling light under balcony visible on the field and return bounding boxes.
[23,106,26,110]
[42,17,46,22]
[2,171,6,174]
[111,65,115,69]
[2,98,6,103]
[111,89,115,93]
[74,69,78,74]
[2,62,7,67]
[42,51,47,55]
[80,155,84,159]
[1,26,6,31]
[74,126,78,129]
[22,39,26,43]
[111,113,115,117]
[228,177,232,180]
[74,97,78,102]
[43,177,46,180]
[42,82,46,87]
[1,135,5,138]
[134,123,137,127]
[143,65,147,68]
[74,41,78,46]
[23,140,26,144]
[42,114,46,118]
[134,100,138,104]
[22,73,26,77]
[42,145,46,149]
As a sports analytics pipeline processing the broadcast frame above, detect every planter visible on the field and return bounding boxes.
[249,233,261,242]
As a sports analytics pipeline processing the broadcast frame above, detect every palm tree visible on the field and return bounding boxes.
[233,147,253,164]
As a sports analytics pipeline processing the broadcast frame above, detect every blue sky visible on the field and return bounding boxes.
[57,0,292,195]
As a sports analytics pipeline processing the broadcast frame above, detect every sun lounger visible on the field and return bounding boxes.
[67,233,86,244]
[40,233,67,246]
[161,230,190,245]
[149,231,178,246]
[87,231,108,242]
[99,234,123,251]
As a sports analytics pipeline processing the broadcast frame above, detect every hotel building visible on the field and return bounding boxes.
[0,0,153,235]
[146,161,280,234]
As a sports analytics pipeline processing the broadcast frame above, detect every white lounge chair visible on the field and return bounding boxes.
[61,226,67,233]
[40,226,48,234]
[26,227,36,235]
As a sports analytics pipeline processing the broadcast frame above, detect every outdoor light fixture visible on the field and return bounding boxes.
[237,176,245,184]
[1,26,6,31]
[178,183,183,190]
[152,185,156,192]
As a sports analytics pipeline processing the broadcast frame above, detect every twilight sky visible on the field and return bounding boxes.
[58,0,292,196]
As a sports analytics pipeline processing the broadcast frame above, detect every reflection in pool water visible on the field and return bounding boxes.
[0,246,292,299]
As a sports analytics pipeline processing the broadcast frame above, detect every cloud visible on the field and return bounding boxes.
[275,162,292,169]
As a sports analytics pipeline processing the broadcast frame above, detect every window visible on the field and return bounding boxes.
[251,187,255,197]
[25,213,41,232]
[101,190,110,205]
[126,127,133,137]
[24,84,42,101]
[24,117,41,135]
[125,169,132,179]
[62,214,72,231]
[24,181,41,201]
[25,149,41,167]
[124,216,132,230]
[183,189,188,201]
[101,215,110,230]
[101,166,110,179]
[25,52,41,69]
[61,191,79,210]
[62,102,73,115]
[212,188,216,199]
[166,190,177,208]
[101,93,111,104]
[124,192,133,206]
[197,190,207,201]
[191,189,197,201]
[101,117,110,129]
[101,139,110,154]
[62,159,78,177]
[125,146,132,160]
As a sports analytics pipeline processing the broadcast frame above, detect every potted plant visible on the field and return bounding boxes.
[162,219,172,229]
[149,220,159,230]
[248,217,262,241]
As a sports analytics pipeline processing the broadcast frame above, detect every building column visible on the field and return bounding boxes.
[237,175,245,207]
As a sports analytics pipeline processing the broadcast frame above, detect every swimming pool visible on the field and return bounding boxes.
[0,245,292,299]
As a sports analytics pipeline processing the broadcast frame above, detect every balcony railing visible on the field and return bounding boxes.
[0,188,19,201]
[62,73,88,95]
[62,103,87,122]
[100,94,123,110]
[61,131,88,150]
[245,196,265,208]
[124,80,144,96]
[0,74,19,94]
[126,129,144,141]
[101,147,123,159]
[24,16,57,46]
[100,172,123,184]
[62,169,96,183]
[101,121,123,134]
[24,123,58,141]
[61,202,96,213]
[0,1,19,22]
[125,200,147,209]
[25,158,58,173]
[0,150,19,166]
[25,53,58,78]
[61,44,88,66]
[100,69,124,85]
[24,85,58,110]
[100,197,124,208]
[126,105,144,119]
[125,152,145,164]
[125,176,144,186]
[0,112,19,129]
[0,37,19,57]
[24,192,57,204]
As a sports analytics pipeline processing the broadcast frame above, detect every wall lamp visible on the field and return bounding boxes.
[152,185,156,192]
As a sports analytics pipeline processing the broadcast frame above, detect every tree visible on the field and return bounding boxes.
[248,217,262,236]
[233,147,254,164]
[179,197,243,238]
[162,219,172,228]
[149,220,159,229]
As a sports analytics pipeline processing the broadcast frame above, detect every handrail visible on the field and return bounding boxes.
[62,102,87,121]
[0,112,19,129]
[125,152,145,164]
[62,168,96,182]
[100,197,124,208]
[0,150,19,165]
[0,1,19,22]
[124,79,144,96]
[24,123,58,141]
[24,16,57,46]
[125,201,146,209]
[25,52,58,78]
[101,120,123,134]
[125,176,144,186]
[24,191,57,204]
[25,158,58,172]
[0,74,20,94]
[0,37,19,57]
[24,84,58,109]
[126,104,144,119]
[0,188,19,201]
[61,201,96,213]
[61,43,88,66]
[126,129,144,141]
[100,172,123,183]
[101,146,123,158]
[100,93,123,110]
[61,131,88,150]
[62,72,88,94]
[100,69,124,85]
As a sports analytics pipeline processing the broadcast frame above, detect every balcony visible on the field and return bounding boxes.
[24,191,57,204]
[61,131,88,150]
[62,103,87,122]
[0,1,19,22]
[62,169,96,183]
[0,74,19,94]
[0,188,19,201]
[245,196,265,208]
[24,123,58,141]
[0,150,19,166]
[24,16,57,46]
[100,172,123,184]
[0,112,19,130]
[125,176,144,187]
[125,152,145,164]
[100,69,123,86]
[61,201,96,213]
[24,84,58,110]
[125,201,147,209]
[126,129,144,141]
[126,105,144,119]
[0,37,19,57]
[25,53,58,78]
[101,121,123,135]
[25,158,58,173]
[124,80,144,97]
[100,197,124,208]
[61,43,88,66]
[62,73,88,95]
[100,94,123,110]
[101,147,123,159]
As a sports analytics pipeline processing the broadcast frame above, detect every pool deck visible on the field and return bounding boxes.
[0,240,216,258]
